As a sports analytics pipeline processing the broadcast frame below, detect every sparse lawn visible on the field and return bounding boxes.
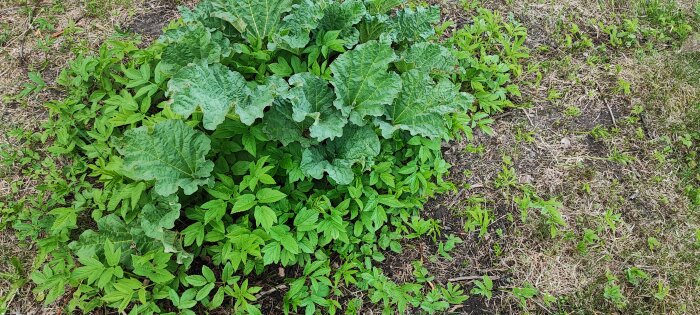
[1,0,698,314]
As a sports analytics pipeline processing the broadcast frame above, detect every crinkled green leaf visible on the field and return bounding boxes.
[288,73,347,141]
[378,70,472,139]
[141,193,182,252]
[365,0,404,15]
[118,120,214,196]
[390,6,440,42]
[317,0,366,47]
[168,61,247,130]
[261,100,317,147]
[300,124,380,185]
[273,0,323,50]
[70,215,161,266]
[180,0,231,30]
[358,14,392,43]
[395,42,458,74]
[330,41,401,125]
[236,75,289,125]
[160,23,231,68]
[211,0,293,46]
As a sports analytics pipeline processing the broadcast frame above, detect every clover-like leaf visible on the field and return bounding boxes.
[288,73,347,141]
[118,119,214,196]
[300,124,380,185]
[168,61,247,130]
[330,41,401,125]
[378,70,473,139]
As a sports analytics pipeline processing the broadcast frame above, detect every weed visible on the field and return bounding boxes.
[564,106,582,117]
[603,272,627,309]
[471,275,494,299]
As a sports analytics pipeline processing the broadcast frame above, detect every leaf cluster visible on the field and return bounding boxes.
[5,1,527,314]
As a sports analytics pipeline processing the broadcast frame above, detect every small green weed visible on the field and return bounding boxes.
[471,275,494,299]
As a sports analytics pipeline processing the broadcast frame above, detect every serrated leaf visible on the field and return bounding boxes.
[262,242,281,265]
[196,283,215,301]
[293,208,318,232]
[186,275,208,287]
[254,206,277,230]
[330,41,401,125]
[168,61,247,130]
[287,73,347,141]
[48,207,77,233]
[232,194,257,213]
[378,70,471,139]
[256,188,287,204]
[202,199,227,224]
[358,14,392,43]
[104,239,121,267]
[202,266,216,283]
[268,225,299,255]
[210,287,225,309]
[73,256,105,284]
[300,124,380,185]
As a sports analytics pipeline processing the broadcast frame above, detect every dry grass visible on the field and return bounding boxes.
[419,0,700,313]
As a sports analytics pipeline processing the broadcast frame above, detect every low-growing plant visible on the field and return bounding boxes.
[470,275,494,300]
[1,0,531,313]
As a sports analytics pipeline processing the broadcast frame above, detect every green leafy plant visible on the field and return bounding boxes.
[470,275,494,299]
[1,0,526,313]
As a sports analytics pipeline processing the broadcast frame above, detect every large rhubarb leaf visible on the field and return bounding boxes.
[118,120,214,196]
[390,6,440,43]
[316,0,366,47]
[235,75,289,125]
[168,61,247,130]
[70,215,161,266]
[211,0,293,47]
[287,73,346,141]
[378,70,473,139]
[262,100,317,147]
[300,125,380,185]
[141,193,182,252]
[395,42,458,74]
[273,0,323,50]
[330,41,401,125]
[159,23,232,68]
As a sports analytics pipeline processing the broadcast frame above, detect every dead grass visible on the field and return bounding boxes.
[401,0,700,314]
